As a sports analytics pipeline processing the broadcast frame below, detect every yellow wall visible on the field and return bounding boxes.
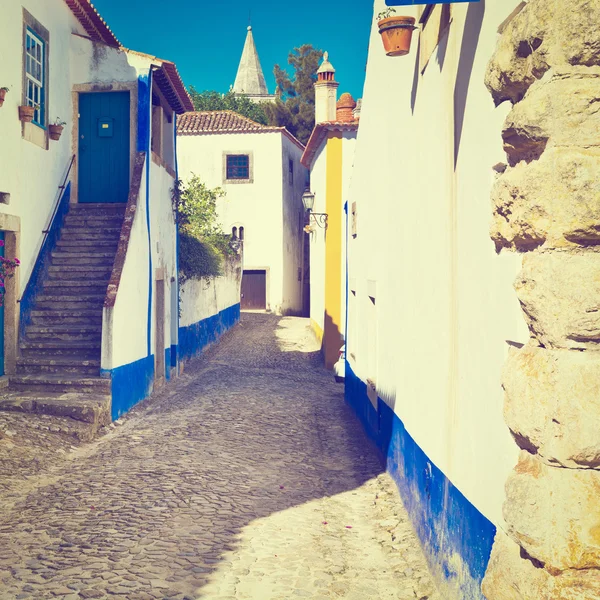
[323,132,343,369]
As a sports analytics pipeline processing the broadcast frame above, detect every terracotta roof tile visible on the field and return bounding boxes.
[177,111,273,134]
[64,0,120,47]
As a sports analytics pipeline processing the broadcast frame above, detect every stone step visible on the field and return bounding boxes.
[51,253,115,266]
[30,309,102,322]
[47,268,112,280]
[63,217,125,228]
[0,391,111,432]
[56,239,119,249]
[61,226,122,235]
[20,345,100,360]
[34,299,104,312]
[25,331,101,343]
[69,203,126,212]
[26,324,102,335]
[17,356,101,376]
[10,375,110,395]
[43,282,107,296]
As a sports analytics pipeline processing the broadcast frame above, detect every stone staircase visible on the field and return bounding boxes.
[0,203,126,439]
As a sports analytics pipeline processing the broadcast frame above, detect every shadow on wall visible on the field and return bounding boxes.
[323,310,344,370]
[345,362,495,600]
[454,0,486,166]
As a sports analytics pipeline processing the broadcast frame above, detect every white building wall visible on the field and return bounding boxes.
[348,0,528,538]
[281,135,307,315]
[179,260,242,329]
[0,0,86,286]
[177,131,300,314]
[307,143,327,337]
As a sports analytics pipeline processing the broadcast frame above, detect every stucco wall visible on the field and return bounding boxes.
[346,1,528,596]
[178,258,242,363]
[0,0,85,287]
[177,131,304,315]
[280,135,307,315]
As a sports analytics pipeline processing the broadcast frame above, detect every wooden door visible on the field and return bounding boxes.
[78,91,130,203]
[241,270,266,310]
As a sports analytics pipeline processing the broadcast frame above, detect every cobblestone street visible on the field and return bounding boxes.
[0,314,439,600]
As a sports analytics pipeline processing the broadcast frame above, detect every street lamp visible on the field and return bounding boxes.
[302,188,328,229]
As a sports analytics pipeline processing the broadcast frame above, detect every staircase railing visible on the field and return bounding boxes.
[19,155,76,337]
[104,151,146,307]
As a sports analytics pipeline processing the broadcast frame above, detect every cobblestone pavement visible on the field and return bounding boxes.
[0,314,440,600]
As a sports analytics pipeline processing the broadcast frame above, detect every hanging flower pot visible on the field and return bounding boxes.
[377,9,417,57]
[0,88,8,108]
[18,105,36,122]
[49,118,66,140]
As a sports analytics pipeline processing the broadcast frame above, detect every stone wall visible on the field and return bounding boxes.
[482,1,600,598]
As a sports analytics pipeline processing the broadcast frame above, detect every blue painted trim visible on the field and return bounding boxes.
[20,183,71,340]
[385,0,478,5]
[165,347,171,381]
[173,112,180,371]
[178,303,240,363]
[104,354,154,421]
[137,72,153,356]
[344,362,495,598]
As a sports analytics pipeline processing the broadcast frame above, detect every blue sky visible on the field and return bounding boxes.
[92,0,373,101]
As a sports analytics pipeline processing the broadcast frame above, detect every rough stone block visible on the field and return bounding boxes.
[503,344,600,468]
[482,530,600,600]
[503,452,600,572]
[491,148,600,251]
[486,0,600,105]
[502,69,600,166]
[514,252,600,349]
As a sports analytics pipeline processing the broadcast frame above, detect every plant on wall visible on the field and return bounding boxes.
[0,241,19,306]
[0,87,9,107]
[171,175,234,281]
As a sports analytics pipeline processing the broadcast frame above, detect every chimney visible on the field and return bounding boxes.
[336,93,357,123]
[353,98,362,121]
[314,52,339,123]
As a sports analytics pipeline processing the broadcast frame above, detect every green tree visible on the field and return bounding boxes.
[172,175,233,280]
[188,88,268,125]
[264,45,323,145]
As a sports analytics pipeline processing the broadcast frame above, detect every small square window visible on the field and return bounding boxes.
[226,154,250,180]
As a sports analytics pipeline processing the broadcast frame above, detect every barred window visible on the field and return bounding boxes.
[226,155,250,180]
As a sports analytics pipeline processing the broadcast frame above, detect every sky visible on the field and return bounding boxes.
[92,0,373,101]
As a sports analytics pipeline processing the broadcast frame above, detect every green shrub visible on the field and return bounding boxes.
[178,232,223,282]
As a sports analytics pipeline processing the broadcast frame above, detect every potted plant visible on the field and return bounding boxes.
[49,118,66,141]
[18,103,38,123]
[377,7,417,57]
[0,87,9,108]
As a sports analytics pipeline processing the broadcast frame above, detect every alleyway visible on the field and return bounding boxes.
[0,314,438,600]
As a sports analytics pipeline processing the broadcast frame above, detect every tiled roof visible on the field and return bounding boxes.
[64,0,120,47]
[301,121,359,168]
[177,111,276,134]
[177,111,305,150]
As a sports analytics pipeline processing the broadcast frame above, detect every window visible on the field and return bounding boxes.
[239,226,244,241]
[226,155,250,180]
[288,159,294,185]
[25,28,45,126]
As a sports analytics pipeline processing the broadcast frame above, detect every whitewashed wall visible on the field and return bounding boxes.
[280,135,307,314]
[179,260,242,329]
[348,0,527,536]
[177,130,304,314]
[0,0,85,285]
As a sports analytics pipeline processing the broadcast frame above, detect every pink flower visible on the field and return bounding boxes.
[0,241,5,247]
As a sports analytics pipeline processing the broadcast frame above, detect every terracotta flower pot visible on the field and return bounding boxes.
[378,16,417,57]
[18,105,35,122]
[49,124,64,141]
[0,89,7,108]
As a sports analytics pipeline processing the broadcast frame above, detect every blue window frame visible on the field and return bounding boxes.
[25,28,45,127]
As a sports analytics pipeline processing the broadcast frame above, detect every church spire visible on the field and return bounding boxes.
[233,26,269,97]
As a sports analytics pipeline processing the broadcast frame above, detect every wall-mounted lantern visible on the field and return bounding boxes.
[302,189,328,230]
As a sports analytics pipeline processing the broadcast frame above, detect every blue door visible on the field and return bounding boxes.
[0,232,6,377]
[78,92,130,203]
